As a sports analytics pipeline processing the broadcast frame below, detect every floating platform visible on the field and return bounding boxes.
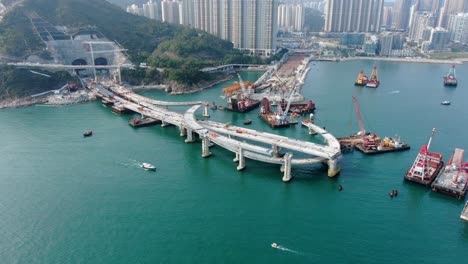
[461,202,468,221]
[337,135,410,155]
[112,104,133,114]
[431,148,468,199]
[102,98,114,107]
[354,142,410,155]
[129,117,161,128]
[259,113,298,128]
[405,161,444,186]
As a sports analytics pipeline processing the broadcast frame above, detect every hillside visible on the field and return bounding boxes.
[0,0,265,91]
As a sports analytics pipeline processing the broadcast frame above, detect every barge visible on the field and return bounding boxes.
[431,148,468,199]
[354,70,368,86]
[129,117,161,128]
[278,99,316,115]
[461,202,468,221]
[338,96,410,154]
[111,103,133,114]
[404,128,444,186]
[224,74,260,113]
[443,65,458,86]
[366,66,380,88]
[259,98,298,128]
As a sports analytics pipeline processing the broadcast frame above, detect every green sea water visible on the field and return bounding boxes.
[0,63,467,263]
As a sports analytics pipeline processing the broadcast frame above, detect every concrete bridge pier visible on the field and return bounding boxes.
[236,148,245,171]
[327,155,342,177]
[201,135,212,158]
[272,144,280,158]
[185,128,195,143]
[179,126,187,137]
[161,120,170,127]
[282,153,293,182]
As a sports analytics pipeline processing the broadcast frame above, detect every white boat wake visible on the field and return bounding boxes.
[388,90,400,94]
[271,243,301,254]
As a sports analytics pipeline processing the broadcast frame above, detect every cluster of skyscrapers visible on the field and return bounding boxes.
[127,0,279,56]
[125,0,468,56]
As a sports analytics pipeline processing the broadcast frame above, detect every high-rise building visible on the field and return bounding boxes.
[409,11,436,43]
[278,4,304,32]
[447,12,468,43]
[324,0,384,33]
[438,0,468,28]
[429,27,450,50]
[393,0,412,30]
[161,0,180,24]
[143,0,162,20]
[180,0,277,56]
[382,6,393,29]
[126,4,144,16]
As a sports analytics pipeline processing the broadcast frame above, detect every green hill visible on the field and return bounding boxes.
[0,0,268,90]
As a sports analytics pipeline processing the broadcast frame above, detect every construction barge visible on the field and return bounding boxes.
[223,75,260,113]
[259,98,298,128]
[431,148,468,199]
[461,202,468,221]
[404,128,444,186]
[129,117,161,128]
[338,96,410,154]
[443,65,458,86]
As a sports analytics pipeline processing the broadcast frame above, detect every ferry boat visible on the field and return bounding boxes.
[432,148,468,199]
[140,162,156,171]
[83,130,93,137]
[443,65,457,86]
[354,70,368,86]
[366,66,380,88]
[404,128,444,186]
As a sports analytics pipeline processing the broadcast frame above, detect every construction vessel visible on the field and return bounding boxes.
[129,117,160,128]
[338,96,410,154]
[443,65,458,86]
[461,202,468,221]
[431,148,468,199]
[366,66,380,88]
[259,98,299,128]
[278,99,316,115]
[224,74,260,113]
[354,70,368,86]
[404,128,444,186]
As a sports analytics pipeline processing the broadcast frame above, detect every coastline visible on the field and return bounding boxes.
[338,56,467,65]
[0,89,95,109]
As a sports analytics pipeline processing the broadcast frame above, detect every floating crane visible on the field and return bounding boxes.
[366,66,380,88]
[444,65,457,86]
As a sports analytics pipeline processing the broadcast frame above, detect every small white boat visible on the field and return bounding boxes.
[441,101,451,105]
[140,162,156,171]
[271,243,278,248]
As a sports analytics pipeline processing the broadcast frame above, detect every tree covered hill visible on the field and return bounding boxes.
[0,0,269,89]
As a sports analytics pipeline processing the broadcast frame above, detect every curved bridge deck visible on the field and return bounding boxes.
[87,80,342,181]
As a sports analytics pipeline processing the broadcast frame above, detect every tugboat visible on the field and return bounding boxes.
[404,128,444,186]
[443,65,457,86]
[366,66,380,88]
[140,162,156,171]
[354,70,368,86]
[83,130,93,137]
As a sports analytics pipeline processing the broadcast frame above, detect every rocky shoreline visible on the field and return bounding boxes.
[0,90,96,109]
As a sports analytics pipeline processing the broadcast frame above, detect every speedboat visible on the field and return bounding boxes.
[441,101,451,105]
[140,162,156,171]
[271,243,278,248]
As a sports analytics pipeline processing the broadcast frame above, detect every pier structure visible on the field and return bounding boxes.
[87,81,342,181]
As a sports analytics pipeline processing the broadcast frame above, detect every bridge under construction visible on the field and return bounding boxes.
[86,80,342,181]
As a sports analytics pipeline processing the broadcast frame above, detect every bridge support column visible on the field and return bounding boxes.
[282,153,293,182]
[327,155,342,177]
[179,126,187,137]
[185,129,194,143]
[236,148,245,171]
[202,135,212,158]
[203,103,210,118]
[161,121,170,127]
[272,144,280,158]
[233,152,239,162]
